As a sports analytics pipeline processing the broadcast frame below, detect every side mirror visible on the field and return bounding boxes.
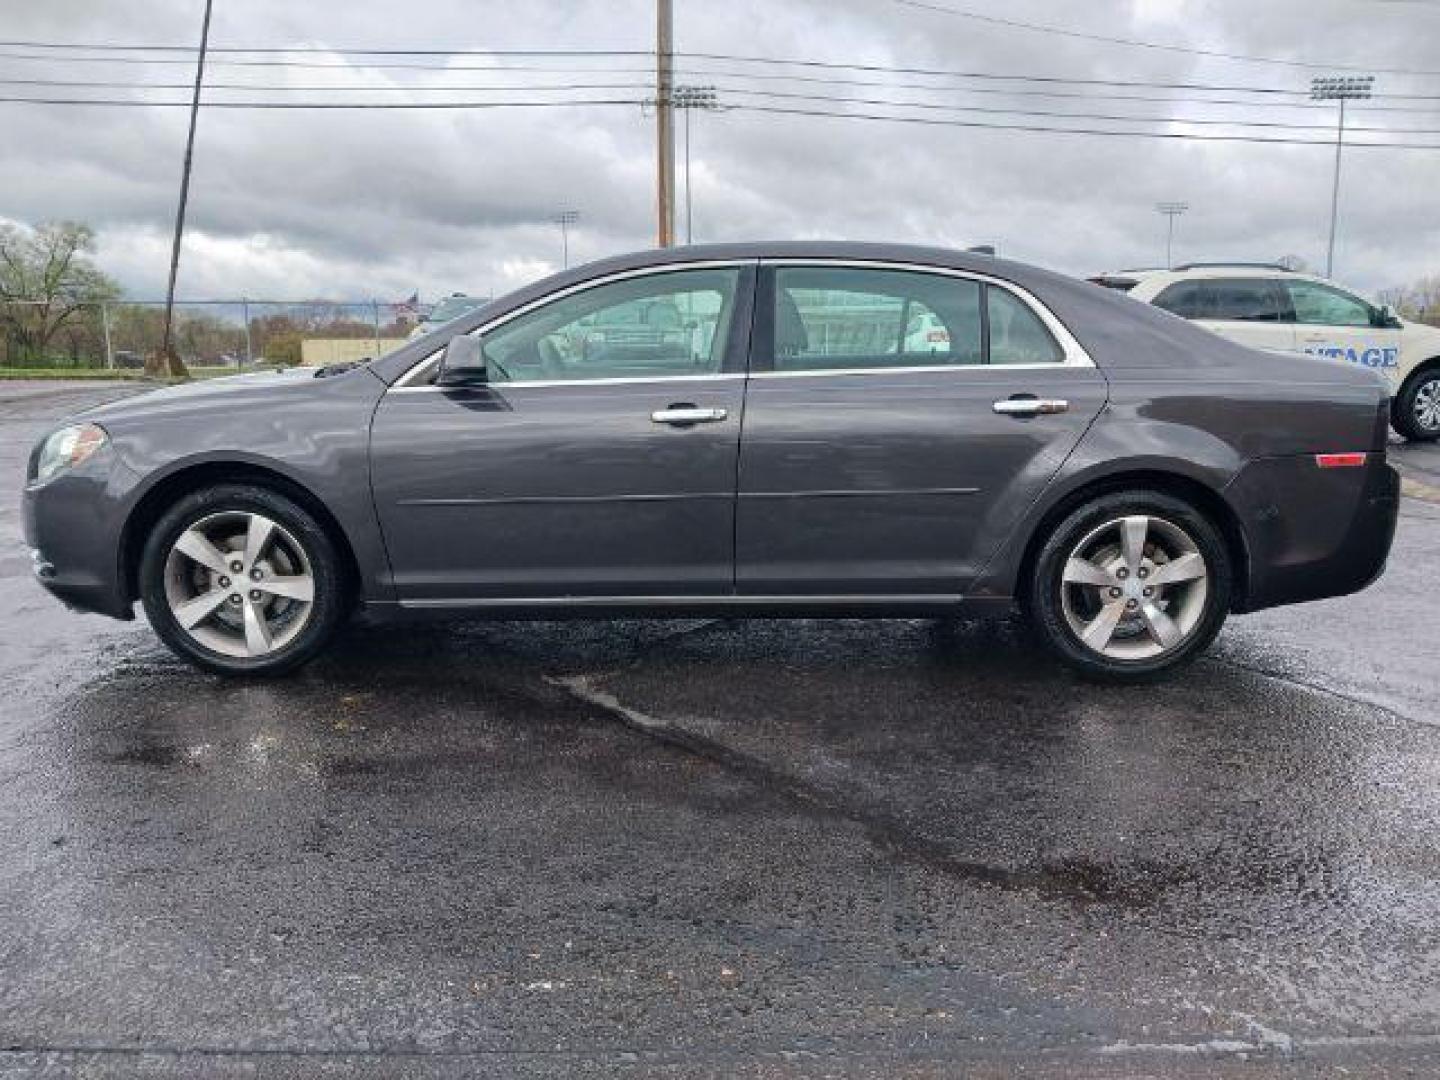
[434,335,487,386]
[1377,303,1403,329]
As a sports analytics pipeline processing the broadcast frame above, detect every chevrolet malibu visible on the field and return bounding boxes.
[23,242,1400,681]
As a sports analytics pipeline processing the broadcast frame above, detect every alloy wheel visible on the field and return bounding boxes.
[162,511,316,659]
[1058,514,1210,660]
[1413,377,1440,433]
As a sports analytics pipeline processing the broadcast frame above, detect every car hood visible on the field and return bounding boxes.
[1401,319,1440,352]
[77,367,342,423]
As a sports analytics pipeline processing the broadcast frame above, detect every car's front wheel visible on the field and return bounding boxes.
[139,483,346,676]
[1026,489,1232,682]
[1394,367,1440,442]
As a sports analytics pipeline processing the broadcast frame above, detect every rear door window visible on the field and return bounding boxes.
[1207,278,1287,322]
[1153,278,1289,323]
[1152,281,1207,319]
[772,266,984,371]
[767,266,1065,372]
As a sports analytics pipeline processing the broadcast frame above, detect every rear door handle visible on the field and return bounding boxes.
[651,406,728,425]
[993,397,1069,417]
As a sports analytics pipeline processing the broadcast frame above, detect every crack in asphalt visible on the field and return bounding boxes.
[1202,652,1429,729]
[546,670,1214,910]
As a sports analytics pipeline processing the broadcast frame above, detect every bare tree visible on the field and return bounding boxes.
[1378,274,1440,326]
[0,221,121,365]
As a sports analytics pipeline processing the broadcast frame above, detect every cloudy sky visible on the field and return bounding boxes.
[2,0,1438,302]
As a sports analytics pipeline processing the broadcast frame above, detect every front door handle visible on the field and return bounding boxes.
[651,406,729,425]
[993,397,1069,417]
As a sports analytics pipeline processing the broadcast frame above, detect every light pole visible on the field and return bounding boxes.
[1312,75,1374,279]
[672,86,719,245]
[552,209,579,269]
[1155,202,1189,269]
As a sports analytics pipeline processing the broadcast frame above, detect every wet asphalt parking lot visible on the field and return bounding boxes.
[3,381,1440,1078]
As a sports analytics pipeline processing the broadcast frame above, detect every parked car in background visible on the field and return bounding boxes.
[24,243,1398,682]
[1094,263,1440,441]
[903,308,952,353]
[407,293,488,340]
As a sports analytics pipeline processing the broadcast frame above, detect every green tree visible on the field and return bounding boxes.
[0,220,121,366]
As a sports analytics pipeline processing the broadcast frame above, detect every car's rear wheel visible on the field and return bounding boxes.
[1394,367,1440,442]
[1026,489,1232,682]
[139,484,346,676]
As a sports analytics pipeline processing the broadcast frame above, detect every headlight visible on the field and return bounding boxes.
[35,423,108,483]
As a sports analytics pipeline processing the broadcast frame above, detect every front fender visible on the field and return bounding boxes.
[101,368,394,604]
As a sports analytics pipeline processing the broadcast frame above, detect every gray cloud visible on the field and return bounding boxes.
[1,0,1437,301]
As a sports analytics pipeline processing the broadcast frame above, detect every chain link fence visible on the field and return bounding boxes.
[0,299,420,373]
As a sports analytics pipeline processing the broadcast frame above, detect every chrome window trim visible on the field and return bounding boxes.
[389,256,1096,392]
[389,372,744,394]
[391,260,755,390]
[757,258,1095,374]
[746,361,1084,380]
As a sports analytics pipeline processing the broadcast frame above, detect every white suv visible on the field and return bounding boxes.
[1093,264,1440,441]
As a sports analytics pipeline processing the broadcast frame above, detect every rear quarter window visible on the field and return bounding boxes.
[1152,278,1286,323]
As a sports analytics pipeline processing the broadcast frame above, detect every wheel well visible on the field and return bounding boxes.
[120,462,361,604]
[1397,356,1440,397]
[1014,470,1251,612]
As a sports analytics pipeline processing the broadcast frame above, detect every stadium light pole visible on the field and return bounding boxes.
[673,86,719,245]
[552,210,579,269]
[1311,75,1374,279]
[1156,202,1188,269]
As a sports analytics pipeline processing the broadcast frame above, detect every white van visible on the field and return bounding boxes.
[1095,264,1440,441]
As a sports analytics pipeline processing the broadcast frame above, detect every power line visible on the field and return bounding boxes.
[6,71,1440,113]
[725,102,1440,149]
[677,86,1440,134]
[0,76,657,93]
[889,0,1440,77]
[7,38,1440,95]
[4,76,1440,132]
[0,96,647,109]
[0,41,662,56]
[2,89,1438,147]
[0,43,1356,96]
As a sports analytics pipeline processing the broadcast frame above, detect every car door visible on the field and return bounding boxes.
[1158,277,1297,353]
[1286,278,1402,382]
[370,263,754,601]
[735,262,1108,596]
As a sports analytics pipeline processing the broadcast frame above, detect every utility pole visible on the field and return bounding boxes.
[1155,202,1188,269]
[552,209,580,268]
[1312,75,1374,279]
[673,86,719,245]
[157,0,212,379]
[655,0,676,247]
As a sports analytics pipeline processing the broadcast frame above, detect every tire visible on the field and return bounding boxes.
[1025,489,1232,683]
[139,483,347,676]
[1393,367,1440,442]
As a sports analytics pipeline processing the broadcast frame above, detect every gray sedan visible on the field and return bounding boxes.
[22,242,1399,680]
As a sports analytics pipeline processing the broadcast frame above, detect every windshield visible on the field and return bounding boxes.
[426,296,484,324]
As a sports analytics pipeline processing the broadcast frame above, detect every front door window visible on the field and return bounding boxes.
[476,268,740,382]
